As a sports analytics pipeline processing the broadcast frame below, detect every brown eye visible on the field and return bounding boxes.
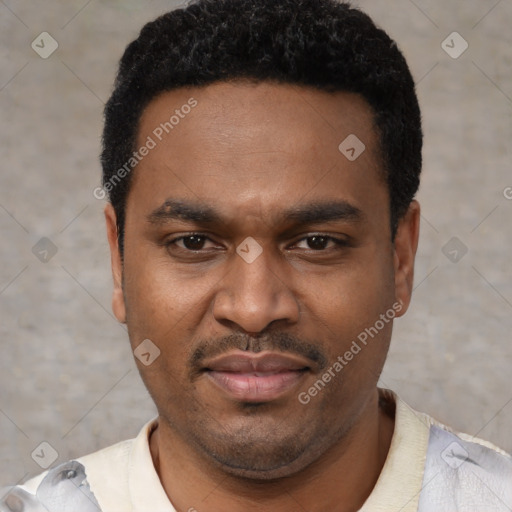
[180,235,207,250]
[165,234,218,253]
[305,236,330,250]
[294,235,347,251]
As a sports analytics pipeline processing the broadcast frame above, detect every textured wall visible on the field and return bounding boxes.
[1,0,511,484]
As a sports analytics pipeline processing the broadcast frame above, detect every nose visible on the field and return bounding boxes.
[212,242,300,334]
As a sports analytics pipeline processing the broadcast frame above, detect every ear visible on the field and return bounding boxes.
[393,200,420,317]
[104,203,126,323]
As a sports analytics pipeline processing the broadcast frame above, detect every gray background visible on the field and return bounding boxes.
[1,0,511,485]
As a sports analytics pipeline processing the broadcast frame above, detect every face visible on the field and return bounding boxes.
[105,81,419,479]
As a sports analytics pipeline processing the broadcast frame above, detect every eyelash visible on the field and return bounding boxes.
[164,233,350,253]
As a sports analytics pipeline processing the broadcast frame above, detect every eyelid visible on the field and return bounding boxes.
[166,233,219,250]
[164,232,350,251]
[291,234,351,251]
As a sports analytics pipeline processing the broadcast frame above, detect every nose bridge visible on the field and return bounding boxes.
[212,240,299,332]
[235,241,278,297]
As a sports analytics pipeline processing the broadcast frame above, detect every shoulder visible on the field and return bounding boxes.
[1,459,105,511]
[376,388,512,511]
[418,411,512,511]
[17,437,135,492]
[2,419,156,512]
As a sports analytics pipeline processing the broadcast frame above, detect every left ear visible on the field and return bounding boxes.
[393,200,420,317]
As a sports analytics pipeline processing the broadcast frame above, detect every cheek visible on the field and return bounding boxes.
[303,249,395,371]
[121,251,217,342]
[318,252,393,323]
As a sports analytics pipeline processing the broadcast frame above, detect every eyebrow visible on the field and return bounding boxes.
[147,198,365,227]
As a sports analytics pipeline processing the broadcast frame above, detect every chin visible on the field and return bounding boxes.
[190,421,333,481]
[207,449,317,482]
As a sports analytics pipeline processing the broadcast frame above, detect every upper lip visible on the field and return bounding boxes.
[204,351,311,373]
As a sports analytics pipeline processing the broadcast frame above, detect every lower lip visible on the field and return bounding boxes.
[206,370,307,402]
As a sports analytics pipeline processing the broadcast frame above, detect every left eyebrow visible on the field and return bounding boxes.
[279,200,365,226]
[146,198,366,227]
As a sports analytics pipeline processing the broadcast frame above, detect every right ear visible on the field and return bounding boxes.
[104,203,126,323]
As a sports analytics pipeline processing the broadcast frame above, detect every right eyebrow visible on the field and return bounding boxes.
[147,199,223,226]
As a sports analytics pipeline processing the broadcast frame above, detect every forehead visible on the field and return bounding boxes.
[128,81,387,228]
[137,80,379,153]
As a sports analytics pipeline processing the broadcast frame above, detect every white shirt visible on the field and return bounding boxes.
[6,388,512,511]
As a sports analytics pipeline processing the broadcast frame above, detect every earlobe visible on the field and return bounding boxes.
[393,200,420,317]
[104,203,127,324]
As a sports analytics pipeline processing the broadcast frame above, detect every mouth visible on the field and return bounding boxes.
[203,351,311,402]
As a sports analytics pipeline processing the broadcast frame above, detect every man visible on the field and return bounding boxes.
[2,0,511,510]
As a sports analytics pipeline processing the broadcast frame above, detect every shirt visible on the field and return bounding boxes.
[3,388,512,511]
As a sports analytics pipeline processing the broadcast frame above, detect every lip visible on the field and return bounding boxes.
[204,351,310,402]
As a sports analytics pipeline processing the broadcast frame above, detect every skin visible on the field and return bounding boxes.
[105,81,420,512]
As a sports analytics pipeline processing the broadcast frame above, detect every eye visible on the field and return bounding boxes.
[166,234,217,252]
[294,235,348,251]
[164,233,349,255]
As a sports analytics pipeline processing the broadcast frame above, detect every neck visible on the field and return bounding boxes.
[150,388,395,512]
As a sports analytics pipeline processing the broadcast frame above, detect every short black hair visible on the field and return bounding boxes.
[101,0,422,256]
